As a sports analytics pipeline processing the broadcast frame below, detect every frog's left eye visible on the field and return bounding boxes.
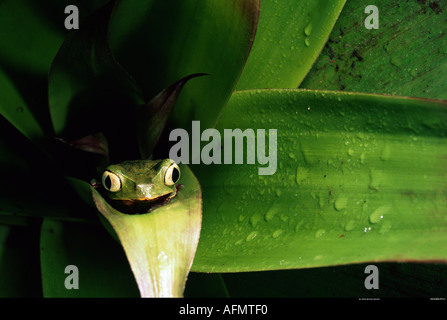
[165,163,180,186]
[102,171,121,192]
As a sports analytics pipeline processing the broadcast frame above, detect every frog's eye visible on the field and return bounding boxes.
[165,163,180,186]
[102,171,121,192]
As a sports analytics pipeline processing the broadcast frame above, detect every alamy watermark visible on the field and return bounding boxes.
[169,121,277,176]
[64,265,79,290]
[364,265,379,290]
[364,5,379,29]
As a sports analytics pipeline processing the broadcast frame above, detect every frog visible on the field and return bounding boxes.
[93,158,182,214]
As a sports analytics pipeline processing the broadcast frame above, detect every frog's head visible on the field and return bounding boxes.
[101,159,180,210]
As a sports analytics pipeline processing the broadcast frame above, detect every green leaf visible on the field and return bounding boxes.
[137,74,207,159]
[0,1,115,142]
[236,0,346,90]
[0,0,64,139]
[0,0,64,75]
[0,67,46,144]
[192,89,447,272]
[92,164,202,297]
[108,0,260,129]
[301,0,447,100]
[40,219,139,297]
[48,2,144,143]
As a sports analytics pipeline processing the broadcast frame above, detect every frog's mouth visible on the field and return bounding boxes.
[107,185,181,214]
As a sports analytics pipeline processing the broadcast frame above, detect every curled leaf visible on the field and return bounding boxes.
[92,164,202,297]
[48,2,144,139]
[55,132,109,157]
[137,74,207,159]
[109,0,260,130]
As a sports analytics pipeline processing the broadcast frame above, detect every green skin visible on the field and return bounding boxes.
[99,159,180,212]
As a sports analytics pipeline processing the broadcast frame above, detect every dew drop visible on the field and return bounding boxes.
[334,196,348,211]
[410,68,418,77]
[315,229,326,238]
[265,203,280,222]
[246,231,258,242]
[250,214,262,227]
[295,219,305,232]
[272,229,284,238]
[295,166,309,185]
[390,55,402,67]
[304,23,313,36]
[360,153,366,164]
[363,226,372,233]
[369,206,388,224]
[157,251,168,263]
[305,37,311,47]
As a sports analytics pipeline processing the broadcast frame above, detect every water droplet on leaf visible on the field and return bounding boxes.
[335,196,348,211]
[272,229,284,238]
[246,231,258,242]
[296,166,309,185]
[305,37,311,47]
[304,23,313,36]
[315,229,326,238]
[369,206,388,224]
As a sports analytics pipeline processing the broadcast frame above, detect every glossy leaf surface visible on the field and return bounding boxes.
[236,0,346,90]
[108,0,260,129]
[0,68,46,144]
[48,2,143,151]
[192,89,447,272]
[301,0,447,100]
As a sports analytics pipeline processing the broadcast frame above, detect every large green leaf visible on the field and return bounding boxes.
[108,0,260,130]
[0,0,63,140]
[301,0,447,100]
[40,219,139,297]
[0,1,120,149]
[0,68,46,145]
[192,89,447,272]
[0,0,63,75]
[48,1,144,147]
[137,74,207,159]
[236,0,346,90]
[92,164,202,297]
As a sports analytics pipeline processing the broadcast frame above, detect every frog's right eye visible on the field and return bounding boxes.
[102,171,121,192]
